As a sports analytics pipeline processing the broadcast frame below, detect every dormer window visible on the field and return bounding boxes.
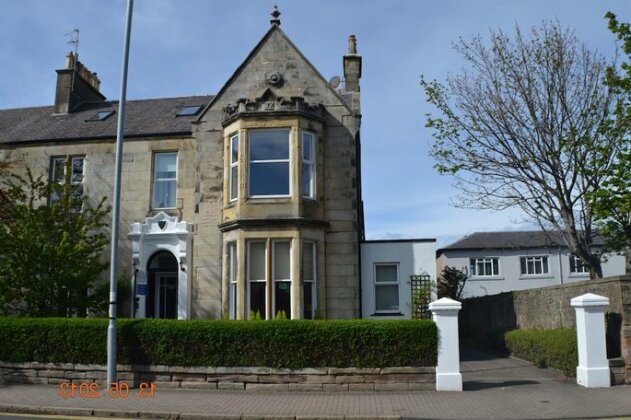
[86,110,114,122]
[176,105,202,117]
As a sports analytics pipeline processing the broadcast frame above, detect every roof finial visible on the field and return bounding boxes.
[270,5,281,26]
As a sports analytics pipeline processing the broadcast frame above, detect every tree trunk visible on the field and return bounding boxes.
[587,254,603,279]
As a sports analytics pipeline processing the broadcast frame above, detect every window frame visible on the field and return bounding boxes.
[229,133,239,202]
[247,240,267,319]
[569,254,589,275]
[176,105,202,117]
[248,129,291,198]
[374,263,400,314]
[227,242,237,320]
[302,241,317,319]
[49,155,85,209]
[152,152,178,210]
[301,131,316,199]
[271,240,291,319]
[469,257,500,278]
[85,110,114,122]
[520,255,550,276]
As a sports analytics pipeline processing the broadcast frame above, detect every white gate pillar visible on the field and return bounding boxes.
[571,293,610,388]
[429,297,462,391]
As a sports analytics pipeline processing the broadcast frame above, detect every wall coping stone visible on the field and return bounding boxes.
[328,367,381,374]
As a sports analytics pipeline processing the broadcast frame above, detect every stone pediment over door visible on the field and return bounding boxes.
[129,211,190,238]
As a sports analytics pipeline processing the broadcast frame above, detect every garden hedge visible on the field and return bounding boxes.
[504,328,577,376]
[0,318,437,368]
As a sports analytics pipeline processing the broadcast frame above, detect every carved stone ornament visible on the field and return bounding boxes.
[266,72,284,87]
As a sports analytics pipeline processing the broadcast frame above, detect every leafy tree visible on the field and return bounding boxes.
[437,266,468,300]
[0,165,109,316]
[422,21,622,278]
[591,12,631,273]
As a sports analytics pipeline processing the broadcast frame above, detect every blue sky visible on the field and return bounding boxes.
[1,0,629,247]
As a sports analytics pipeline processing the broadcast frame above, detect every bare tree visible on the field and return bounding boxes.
[422,21,621,278]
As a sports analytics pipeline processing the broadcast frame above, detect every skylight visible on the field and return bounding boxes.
[176,105,202,117]
[86,110,115,122]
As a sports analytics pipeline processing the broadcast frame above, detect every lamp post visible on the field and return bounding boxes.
[107,0,134,388]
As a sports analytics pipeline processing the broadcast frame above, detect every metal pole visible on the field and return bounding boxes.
[107,0,134,388]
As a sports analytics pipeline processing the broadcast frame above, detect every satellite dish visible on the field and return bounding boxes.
[329,75,341,88]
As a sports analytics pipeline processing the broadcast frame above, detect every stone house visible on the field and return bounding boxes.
[436,231,626,298]
[0,12,367,321]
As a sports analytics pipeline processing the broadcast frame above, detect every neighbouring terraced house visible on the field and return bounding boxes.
[0,9,437,321]
[437,231,626,298]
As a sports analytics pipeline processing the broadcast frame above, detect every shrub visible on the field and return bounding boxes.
[504,328,577,376]
[0,318,437,368]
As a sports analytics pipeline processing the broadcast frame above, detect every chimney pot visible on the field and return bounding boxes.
[348,35,357,55]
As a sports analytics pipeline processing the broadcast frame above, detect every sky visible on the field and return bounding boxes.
[0,0,629,248]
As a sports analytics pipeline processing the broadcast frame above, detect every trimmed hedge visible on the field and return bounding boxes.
[504,328,577,376]
[0,318,437,368]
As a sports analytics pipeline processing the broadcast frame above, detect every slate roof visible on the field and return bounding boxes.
[0,95,213,145]
[437,231,604,254]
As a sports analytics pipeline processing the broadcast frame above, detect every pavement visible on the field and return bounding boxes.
[0,348,630,420]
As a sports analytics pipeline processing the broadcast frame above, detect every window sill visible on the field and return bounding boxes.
[470,276,504,281]
[568,273,590,278]
[371,312,404,317]
[246,197,292,204]
[519,275,553,280]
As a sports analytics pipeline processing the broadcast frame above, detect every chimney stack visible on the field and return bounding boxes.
[54,52,106,114]
[343,35,362,93]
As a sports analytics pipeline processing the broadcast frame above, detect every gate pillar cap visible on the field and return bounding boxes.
[429,297,462,312]
[570,293,609,308]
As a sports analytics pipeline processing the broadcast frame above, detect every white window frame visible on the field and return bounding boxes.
[302,241,317,319]
[227,242,237,319]
[569,254,589,275]
[152,152,178,209]
[247,240,267,320]
[301,131,315,199]
[469,257,500,277]
[272,240,291,319]
[229,134,239,202]
[49,155,84,209]
[374,263,400,313]
[248,129,291,198]
[520,255,549,276]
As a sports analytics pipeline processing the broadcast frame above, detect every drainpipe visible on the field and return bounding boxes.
[558,246,564,285]
[132,268,139,318]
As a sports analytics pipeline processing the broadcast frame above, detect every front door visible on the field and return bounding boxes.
[155,272,178,319]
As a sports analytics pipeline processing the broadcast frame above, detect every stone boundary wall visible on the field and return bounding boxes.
[460,275,631,384]
[0,362,435,392]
